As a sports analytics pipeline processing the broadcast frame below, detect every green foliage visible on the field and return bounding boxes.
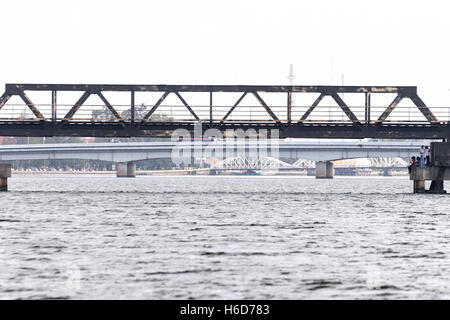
[91,103,173,122]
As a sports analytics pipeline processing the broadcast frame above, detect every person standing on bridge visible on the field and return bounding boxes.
[419,145,425,167]
[425,146,431,166]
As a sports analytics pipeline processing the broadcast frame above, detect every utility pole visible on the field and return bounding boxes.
[329,59,333,121]
[341,74,344,121]
[287,64,295,123]
[287,64,295,87]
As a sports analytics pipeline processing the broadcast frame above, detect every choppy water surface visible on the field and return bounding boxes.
[1,174,450,299]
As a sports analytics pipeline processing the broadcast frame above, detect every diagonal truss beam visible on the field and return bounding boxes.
[64,91,91,120]
[142,91,170,121]
[18,91,44,119]
[222,92,247,121]
[0,90,44,119]
[409,93,438,123]
[330,92,360,123]
[174,91,199,121]
[0,91,12,111]
[96,92,123,121]
[300,93,325,121]
[376,94,404,123]
[252,92,280,122]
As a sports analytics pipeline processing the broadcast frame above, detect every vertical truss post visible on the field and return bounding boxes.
[287,91,292,123]
[365,92,371,124]
[51,90,57,122]
[209,91,213,126]
[131,91,135,122]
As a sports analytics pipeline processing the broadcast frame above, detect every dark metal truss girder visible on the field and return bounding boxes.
[0,89,44,119]
[143,91,170,120]
[0,84,441,136]
[222,92,247,121]
[64,91,91,120]
[299,92,360,123]
[6,83,418,94]
[97,92,123,121]
[141,91,200,121]
[61,90,201,122]
[0,121,448,139]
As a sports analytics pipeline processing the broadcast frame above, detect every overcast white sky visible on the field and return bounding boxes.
[1,0,450,108]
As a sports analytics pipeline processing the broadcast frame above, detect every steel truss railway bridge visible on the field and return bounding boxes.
[0,83,449,139]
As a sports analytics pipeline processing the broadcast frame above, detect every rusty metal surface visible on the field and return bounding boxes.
[17,90,44,119]
[0,91,12,110]
[300,93,325,121]
[364,92,371,124]
[0,83,446,139]
[0,120,448,139]
[222,92,247,121]
[5,83,418,94]
[409,93,438,123]
[377,94,404,123]
[330,92,360,123]
[63,91,91,120]
[143,91,170,120]
[173,91,199,121]
[252,91,280,122]
[51,90,57,122]
[97,92,123,120]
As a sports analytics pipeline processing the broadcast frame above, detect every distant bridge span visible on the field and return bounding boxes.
[0,141,427,163]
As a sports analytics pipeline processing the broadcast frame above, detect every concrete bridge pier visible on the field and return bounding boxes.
[116,162,136,178]
[410,142,450,194]
[315,161,334,179]
[413,180,426,193]
[0,164,12,192]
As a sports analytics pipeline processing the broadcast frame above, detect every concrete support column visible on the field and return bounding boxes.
[413,180,425,193]
[315,161,334,179]
[116,161,136,178]
[429,180,445,194]
[0,164,12,192]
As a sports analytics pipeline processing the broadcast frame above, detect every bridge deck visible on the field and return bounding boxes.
[0,140,428,163]
[0,120,448,139]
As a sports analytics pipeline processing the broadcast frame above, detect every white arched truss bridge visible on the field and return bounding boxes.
[291,157,408,169]
[213,156,292,170]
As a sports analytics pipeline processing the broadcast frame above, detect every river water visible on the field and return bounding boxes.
[1,174,450,299]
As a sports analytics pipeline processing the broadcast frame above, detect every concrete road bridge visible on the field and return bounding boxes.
[0,140,429,178]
